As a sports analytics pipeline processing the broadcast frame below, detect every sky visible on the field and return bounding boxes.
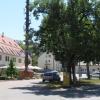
[1,0,98,41]
[0,0,41,41]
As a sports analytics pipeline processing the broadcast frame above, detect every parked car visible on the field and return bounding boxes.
[90,71,100,78]
[42,71,60,82]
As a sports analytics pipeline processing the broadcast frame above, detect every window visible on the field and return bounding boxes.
[18,59,22,63]
[2,39,5,43]
[45,66,48,69]
[8,56,9,61]
[45,60,47,63]
[14,58,16,62]
[82,69,84,72]
[9,42,12,45]
[14,44,17,47]
[0,55,1,60]
[92,69,95,71]
[13,58,16,62]
[48,55,51,57]
[48,60,50,62]
[5,56,7,61]
[5,56,9,61]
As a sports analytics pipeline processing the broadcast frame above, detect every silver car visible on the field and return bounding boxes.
[90,71,100,78]
[42,71,60,82]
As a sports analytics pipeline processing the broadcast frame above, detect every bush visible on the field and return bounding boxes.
[6,60,19,79]
[0,76,8,80]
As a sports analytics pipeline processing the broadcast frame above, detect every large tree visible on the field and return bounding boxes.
[30,0,100,85]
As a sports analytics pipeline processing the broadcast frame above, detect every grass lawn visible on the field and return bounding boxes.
[46,81,63,89]
[80,79,100,85]
[46,79,100,89]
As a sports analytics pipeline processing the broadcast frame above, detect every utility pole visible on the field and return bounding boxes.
[25,0,30,71]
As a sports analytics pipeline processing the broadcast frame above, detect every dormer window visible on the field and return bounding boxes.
[9,42,12,45]
[2,39,5,43]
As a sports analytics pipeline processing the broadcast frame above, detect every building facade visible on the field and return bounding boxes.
[38,52,100,73]
[0,34,25,68]
[76,62,100,74]
[38,52,62,71]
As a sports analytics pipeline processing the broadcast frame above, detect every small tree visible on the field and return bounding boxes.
[6,60,18,79]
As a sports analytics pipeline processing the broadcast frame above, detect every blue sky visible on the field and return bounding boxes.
[0,0,41,41]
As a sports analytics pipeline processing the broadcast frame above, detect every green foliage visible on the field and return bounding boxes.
[18,40,39,66]
[30,0,100,83]
[28,42,39,65]
[18,41,25,50]
[6,60,18,78]
[32,54,38,66]
[31,0,100,63]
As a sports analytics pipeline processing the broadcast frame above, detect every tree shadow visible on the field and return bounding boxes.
[10,82,100,99]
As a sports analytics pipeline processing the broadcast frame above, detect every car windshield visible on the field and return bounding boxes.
[44,71,58,76]
[44,73,51,75]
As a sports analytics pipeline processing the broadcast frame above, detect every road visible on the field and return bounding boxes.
[0,79,100,100]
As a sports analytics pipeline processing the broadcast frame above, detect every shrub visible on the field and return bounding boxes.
[6,60,18,79]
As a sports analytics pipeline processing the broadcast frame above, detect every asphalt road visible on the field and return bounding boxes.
[0,79,100,100]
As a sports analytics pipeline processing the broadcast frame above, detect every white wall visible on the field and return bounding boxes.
[38,52,61,71]
[38,53,100,73]
[76,65,100,74]
[0,53,24,67]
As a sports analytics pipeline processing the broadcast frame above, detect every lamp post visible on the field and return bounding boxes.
[25,0,30,71]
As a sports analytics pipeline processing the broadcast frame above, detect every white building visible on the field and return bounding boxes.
[38,52,62,71]
[38,52,100,73]
[0,34,25,68]
[76,62,100,74]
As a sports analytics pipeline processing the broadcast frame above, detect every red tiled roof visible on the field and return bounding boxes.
[0,35,25,57]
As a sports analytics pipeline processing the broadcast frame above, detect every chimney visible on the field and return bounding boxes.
[2,32,4,37]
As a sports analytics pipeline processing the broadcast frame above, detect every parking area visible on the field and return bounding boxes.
[1,79,100,100]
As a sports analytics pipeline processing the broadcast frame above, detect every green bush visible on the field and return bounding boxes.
[6,60,19,79]
[0,76,8,80]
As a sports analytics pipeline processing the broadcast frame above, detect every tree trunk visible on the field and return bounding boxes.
[67,65,72,85]
[72,63,76,85]
[25,0,30,72]
[86,62,90,79]
[62,54,75,86]
[62,62,72,87]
